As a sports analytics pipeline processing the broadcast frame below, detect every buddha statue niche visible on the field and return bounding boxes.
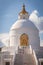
[20,33,29,46]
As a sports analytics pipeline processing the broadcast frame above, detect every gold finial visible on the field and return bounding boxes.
[22,4,25,11]
[19,4,28,15]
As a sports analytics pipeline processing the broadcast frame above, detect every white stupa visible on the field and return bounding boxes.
[9,4,40,65]
[0,4,41,65]
[10,4,40,52]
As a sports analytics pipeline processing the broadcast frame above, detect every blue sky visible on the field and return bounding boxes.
[0,0,43,33]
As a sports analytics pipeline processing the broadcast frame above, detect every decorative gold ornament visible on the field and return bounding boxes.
[20,33,28,46]
[19,4,28,15]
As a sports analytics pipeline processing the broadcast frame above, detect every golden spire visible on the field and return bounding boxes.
[19,4,28,15]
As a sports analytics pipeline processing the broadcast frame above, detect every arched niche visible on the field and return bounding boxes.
[20,33,29,46]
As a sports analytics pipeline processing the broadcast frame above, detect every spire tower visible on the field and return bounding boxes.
[18,4,29,19]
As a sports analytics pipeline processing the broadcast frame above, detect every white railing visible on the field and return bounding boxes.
[33,50,38,65]
[29,45,33,54]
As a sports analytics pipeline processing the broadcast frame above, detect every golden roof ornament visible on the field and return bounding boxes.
[19,4,28,15]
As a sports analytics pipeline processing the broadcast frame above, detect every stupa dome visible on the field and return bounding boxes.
[10,19,38,31]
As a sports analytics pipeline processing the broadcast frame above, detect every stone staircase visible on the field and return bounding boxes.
[14,46,38,65]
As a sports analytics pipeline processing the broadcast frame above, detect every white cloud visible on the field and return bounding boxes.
[40,40,43,47]
[29,10,43,32]
[29,10,39,25]
[0,33,9,40]
[33,10,38,14]
[38,17,43,31]
[0,33,9,46]
[40,31,43,34]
